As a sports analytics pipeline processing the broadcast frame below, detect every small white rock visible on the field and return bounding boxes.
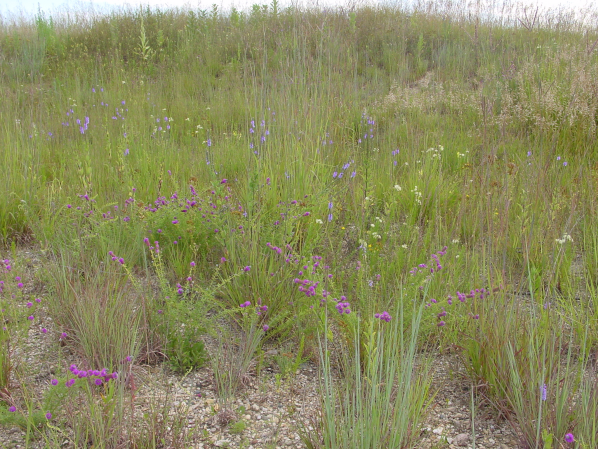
[433,427,444,435]
[455,433,470,446]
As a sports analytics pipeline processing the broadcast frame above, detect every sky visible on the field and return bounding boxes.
[0,0,594,22]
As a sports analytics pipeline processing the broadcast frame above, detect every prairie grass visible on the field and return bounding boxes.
[0,0,597,447]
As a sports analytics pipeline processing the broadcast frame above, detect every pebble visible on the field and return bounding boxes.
[455,433,470,446]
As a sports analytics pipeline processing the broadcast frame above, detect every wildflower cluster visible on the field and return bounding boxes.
[291,255,332,302]
[425,145,444,160]
[0,259,12,274]
[0,260,43,325]
[248,118,271,153]
[69,190,136,223]
[108,251,125,265]
[409,246,447,276]
[374,311,392,322]
[335,297,351,314]
[432,287,497,327]
[391,148,399,166]
[356,114,376,144]
[239,298,268,315]
[66,364,118,387]
[332,159,356,179]
[555,233,573,245]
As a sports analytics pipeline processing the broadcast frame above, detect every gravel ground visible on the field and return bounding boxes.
[0,249,522,449]
[0,335,521,449]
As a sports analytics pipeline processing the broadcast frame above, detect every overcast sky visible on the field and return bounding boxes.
[1,0,594,22]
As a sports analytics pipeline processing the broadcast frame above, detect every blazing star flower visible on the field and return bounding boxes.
[46,412,52,420]
[565,433,574,443]
[262,325,269,332]
[375,311,392,322]
[243,266,251,272]
[9,406,16,412]
[51,379,58,386]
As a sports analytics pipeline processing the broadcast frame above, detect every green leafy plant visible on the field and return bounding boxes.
[165,328,208,374]
[229,419,247,434]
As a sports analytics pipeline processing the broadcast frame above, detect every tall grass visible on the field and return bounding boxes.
[310,299,433,449]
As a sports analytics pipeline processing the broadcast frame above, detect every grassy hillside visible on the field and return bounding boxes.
[1,1,598,447]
